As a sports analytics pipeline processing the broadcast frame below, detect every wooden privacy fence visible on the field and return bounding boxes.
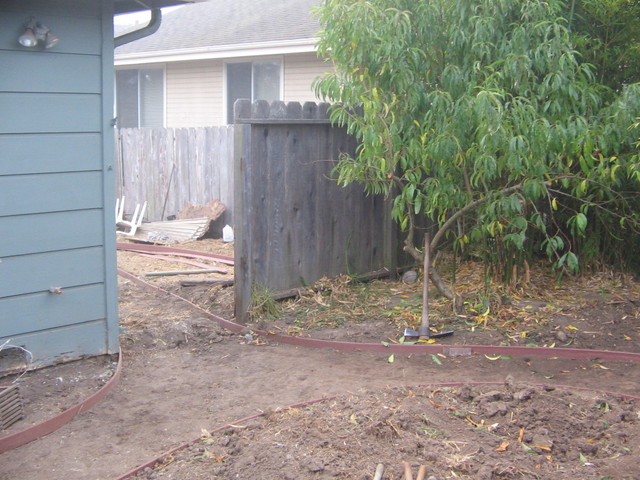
[115,126,234,228]
[234,100,404,322]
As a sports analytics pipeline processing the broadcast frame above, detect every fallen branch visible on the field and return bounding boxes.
[180,279,234,287]
[144,269,227,277]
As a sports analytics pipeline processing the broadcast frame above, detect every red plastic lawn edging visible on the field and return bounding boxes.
[113,247,640,479]
[117,266,640,364]
[0,350,122,454]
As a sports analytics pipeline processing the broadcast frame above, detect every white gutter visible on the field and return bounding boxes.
[115,37,318,66]
[115,8,163,47]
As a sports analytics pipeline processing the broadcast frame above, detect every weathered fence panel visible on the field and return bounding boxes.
[234,100,401,322]
[115,126,234,228]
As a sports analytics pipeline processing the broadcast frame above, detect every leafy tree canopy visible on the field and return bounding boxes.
[567,0,640,92]
[314,0,640,302]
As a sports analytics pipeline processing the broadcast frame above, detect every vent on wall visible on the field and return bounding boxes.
[0,385,24,430]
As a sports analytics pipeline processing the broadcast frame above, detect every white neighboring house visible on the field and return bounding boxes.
[114,0,327,127]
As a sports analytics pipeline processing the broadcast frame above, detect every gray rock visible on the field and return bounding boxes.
[402,270,419,283]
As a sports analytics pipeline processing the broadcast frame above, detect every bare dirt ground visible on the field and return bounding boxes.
[1,239,638,480]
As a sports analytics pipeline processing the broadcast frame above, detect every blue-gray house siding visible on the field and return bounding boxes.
[0,0,119,369]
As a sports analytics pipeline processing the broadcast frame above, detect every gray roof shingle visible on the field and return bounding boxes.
[115,0,321,55]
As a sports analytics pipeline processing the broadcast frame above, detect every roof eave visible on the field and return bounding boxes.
[114,0,207,15]
[115,37,318,65]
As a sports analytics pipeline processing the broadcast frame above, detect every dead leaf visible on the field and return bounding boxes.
[495,441,509,452]
[518,427,525,443]
[533,444,552,451]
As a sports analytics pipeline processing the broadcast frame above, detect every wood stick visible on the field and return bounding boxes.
[421,233,430,336]
[416,465,428,480]
[144,268,227,277]
[180,279,234,287]
[403,462,413,480]
[373,463,385,480]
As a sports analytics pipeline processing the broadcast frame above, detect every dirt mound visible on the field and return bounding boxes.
[133,382,638,480]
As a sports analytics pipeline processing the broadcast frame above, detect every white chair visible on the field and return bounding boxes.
[116,197,147,236]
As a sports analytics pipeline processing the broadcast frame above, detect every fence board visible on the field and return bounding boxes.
[115,126,234,229]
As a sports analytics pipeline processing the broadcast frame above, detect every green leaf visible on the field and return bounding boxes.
[575,213,587,234]
[565,252,579,272]
[430,354,442,365]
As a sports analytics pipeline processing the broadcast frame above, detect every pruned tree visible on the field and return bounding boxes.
[313,0,640,306]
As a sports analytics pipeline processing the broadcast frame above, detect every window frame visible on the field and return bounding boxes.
[115,65,167,128]
[223,56,284,124]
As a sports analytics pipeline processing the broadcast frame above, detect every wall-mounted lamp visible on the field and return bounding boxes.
[18,17,60,49]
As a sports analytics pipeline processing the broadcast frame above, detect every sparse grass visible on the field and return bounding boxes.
[247,256,640,344]
[248,282,280,319]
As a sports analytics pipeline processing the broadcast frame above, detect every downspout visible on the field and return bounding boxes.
[114,7,162,47]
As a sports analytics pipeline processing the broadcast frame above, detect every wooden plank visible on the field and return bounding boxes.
[0,171,102,216]
[234,123,252,322]
[0,285,106,337]
[288,124,315,285]
[265,125,287,289]
[248,126,269,285]
[0,209,103,257]
[0,247,105,298]
[0,133,102,176]
[314,124,336,282]
[0,51,101,93]
[0,93,101,134]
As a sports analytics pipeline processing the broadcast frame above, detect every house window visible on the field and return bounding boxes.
[226,60,281,124]
[116,68,164,128]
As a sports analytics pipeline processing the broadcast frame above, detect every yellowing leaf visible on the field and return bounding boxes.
[484,354,502,361]
[417,338,436,344]
[388,354,395,363]
[624,335,632,341]
[566,325,579,331]
[551,197,558,210]
[593,363,609,370]
[533,444,552,451]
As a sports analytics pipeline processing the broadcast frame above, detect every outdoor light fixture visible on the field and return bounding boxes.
[18,17,60,49]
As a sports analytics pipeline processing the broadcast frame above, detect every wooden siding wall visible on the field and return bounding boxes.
[0,0,119,369]
[166,59,223,127]
[283,52,327,104]
[234,100,398,322]
[116,127,234,227]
